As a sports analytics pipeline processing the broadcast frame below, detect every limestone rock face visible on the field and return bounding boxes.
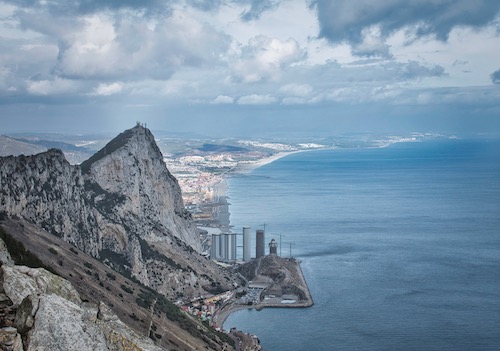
[80,126,200,252]
[0,149,98,254]
[1,265,80,307]
[0,125,234,299]
[0,238,13,266]
[0,265,164,351]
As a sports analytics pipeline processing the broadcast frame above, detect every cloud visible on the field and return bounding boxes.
[351,26,392,58]
[238,0,280,21]
[400,60,445,80]
[305,59,445,87]
[279,83,313,97]
[187,0,222,11]
[491,69,500,84]
[3,0,171,16]
[310,0,500,44]
[93,82,123,96]
[231,35,305,83]
[15,9,231,81]
[211,95,234,104]
[237,93,276,104]
[26,78,80,95]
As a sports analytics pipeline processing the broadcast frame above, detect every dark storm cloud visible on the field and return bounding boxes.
[491,69,500,84]
[310,0,500,43]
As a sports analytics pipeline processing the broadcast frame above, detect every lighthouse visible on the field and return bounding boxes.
[269,239,278,255]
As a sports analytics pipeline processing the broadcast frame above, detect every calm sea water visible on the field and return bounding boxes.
[224,140,500,351]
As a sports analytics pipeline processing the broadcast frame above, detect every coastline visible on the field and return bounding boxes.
[213,256,314,329]
[232,150,304,174]
[214,294,314,329]
[212,150,304,197]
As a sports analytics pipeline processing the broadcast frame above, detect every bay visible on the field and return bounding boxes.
[224,140,500,351]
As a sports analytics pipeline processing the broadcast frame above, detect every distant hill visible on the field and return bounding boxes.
[0,135,94,164]
[0,135,46,157]
[197,143,248,153]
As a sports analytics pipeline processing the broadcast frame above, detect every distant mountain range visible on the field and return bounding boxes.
[0,135,94,164]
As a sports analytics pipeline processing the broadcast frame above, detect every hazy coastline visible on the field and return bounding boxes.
[232,150,304,174]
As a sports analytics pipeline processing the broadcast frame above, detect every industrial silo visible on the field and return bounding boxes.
[224,233,237,263]
[256,229,265,259]
[211,233,222,260]
[243,226,251,262]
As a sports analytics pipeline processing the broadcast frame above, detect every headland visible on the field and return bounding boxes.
[213,254,314,328]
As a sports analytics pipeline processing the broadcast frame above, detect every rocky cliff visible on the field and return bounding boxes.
[0,260,167,351]
[0,124,235,299]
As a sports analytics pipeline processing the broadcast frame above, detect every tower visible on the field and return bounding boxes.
[256,229,265,259]
[243,226,251,262]
[269,239,278,255]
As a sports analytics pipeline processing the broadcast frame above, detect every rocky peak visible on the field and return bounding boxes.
[81,123,200,251]
[80,124,158,174]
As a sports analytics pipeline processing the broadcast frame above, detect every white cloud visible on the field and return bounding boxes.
[231,35,304,82]
[352,25,392,58]
[237,93,276,104]
[26,78,80,95]
[279,83,313,97]
[211,95,234,104]
[53,10,230,80]
[93,82,123,96]
[56,14,119,78]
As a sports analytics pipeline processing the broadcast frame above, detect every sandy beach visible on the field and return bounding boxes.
[232,150,304,174]
[212,303,251,328]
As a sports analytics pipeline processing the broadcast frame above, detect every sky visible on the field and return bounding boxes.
[0,0,499,137]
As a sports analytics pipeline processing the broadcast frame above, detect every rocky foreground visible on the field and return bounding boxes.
[0,236,166,351]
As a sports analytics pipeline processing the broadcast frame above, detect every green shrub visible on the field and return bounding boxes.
[120,285,133,294]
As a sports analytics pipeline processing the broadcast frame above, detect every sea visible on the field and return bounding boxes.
[224,139,500,351]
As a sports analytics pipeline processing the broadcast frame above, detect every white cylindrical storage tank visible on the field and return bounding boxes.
[225,233,237,262]
[243,226,251,262]
[220,233,227,261]
[211,233,221,260]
